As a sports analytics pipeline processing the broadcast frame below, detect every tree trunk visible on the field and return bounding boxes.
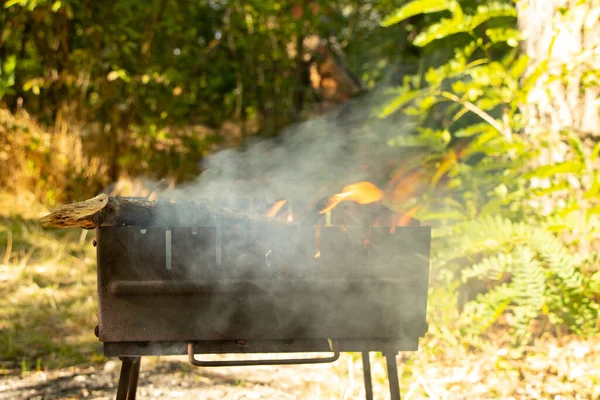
[517,0,600,254]
[518,0,600,139]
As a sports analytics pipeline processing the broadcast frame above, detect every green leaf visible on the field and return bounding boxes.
[532,182,570,196]
[527,161,584,178]
[585,180,600,203]
[413,18,464,47]
[419,209,467,221]
[413,5,516,47]
[508,54,530,80]
[4,0,24,8]
[454,123,493,138]
[589,204,600,216]
[564,131,586,160]
[381,0,454,27]
[520,58,550,97]
[452,107,470,121]
[1,55,17,75]
[485,27,520,46]
[23,77,44,95]
[106,69,130,82]
[591,141,600,163]
[378,90,419,118]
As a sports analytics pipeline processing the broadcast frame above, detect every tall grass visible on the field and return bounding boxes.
[0,213,103,372]
[0,109,108,209]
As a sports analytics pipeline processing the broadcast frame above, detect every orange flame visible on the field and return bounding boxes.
[266,199,287,217]
[430,149,458,187]
[390,205,422,233]
[385,145,467,204]
[319,181,383,214]
[391,170,423,203]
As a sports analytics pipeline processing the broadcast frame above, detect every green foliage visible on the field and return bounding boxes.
[381,0,454,28]
[383,0,517,46]
[380,0,600,342]
[0,55,17,98]
[1,0,405,187]
[444,216,595,339]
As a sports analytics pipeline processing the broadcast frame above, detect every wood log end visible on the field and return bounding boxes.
[40,194,111,229]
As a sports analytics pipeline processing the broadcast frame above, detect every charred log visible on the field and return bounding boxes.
[40,194,292,229]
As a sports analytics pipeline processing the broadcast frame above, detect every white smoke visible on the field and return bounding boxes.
[157,88,418,211]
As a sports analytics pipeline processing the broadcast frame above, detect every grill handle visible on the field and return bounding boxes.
[187,341,340,367]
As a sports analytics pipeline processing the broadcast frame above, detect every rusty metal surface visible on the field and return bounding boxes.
[116,357,140,400]
[187,342,340,367]
[96,220,431,346]
[385,352,401,400]
[103,338,419,357]
[362,351,374,400]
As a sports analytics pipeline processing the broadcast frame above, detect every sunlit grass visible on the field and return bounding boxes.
[0,210,103,372]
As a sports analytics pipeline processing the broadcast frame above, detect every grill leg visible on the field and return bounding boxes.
[361,351,373,400]
[127,358,141,400]
[116,358,133,400]
[384,352,401,400]
[116,357,141,400]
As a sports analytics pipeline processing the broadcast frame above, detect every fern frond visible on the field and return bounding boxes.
[529,229,584,290]
[460,283,513,335]
[443,215,590,337]
[511,246,545,336]
[461,252,512,282]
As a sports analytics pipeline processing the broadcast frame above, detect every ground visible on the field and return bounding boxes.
[2,354,382,400]
[1,336,599,400]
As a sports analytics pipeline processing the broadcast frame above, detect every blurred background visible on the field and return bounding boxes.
[1,0,599,398]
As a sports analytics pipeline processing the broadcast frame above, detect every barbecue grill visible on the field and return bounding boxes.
[44,195,431,400]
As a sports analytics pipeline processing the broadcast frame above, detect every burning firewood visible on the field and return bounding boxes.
[266,199,288,218]
[293,181,423,227]
[318,181,384,214]
[42,180,424,230]
[41,194,292,229]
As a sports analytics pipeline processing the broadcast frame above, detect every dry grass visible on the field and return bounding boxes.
[0,211,103,372]
[0,108,109,208]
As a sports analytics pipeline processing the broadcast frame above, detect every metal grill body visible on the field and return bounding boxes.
[95,216,431,399]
